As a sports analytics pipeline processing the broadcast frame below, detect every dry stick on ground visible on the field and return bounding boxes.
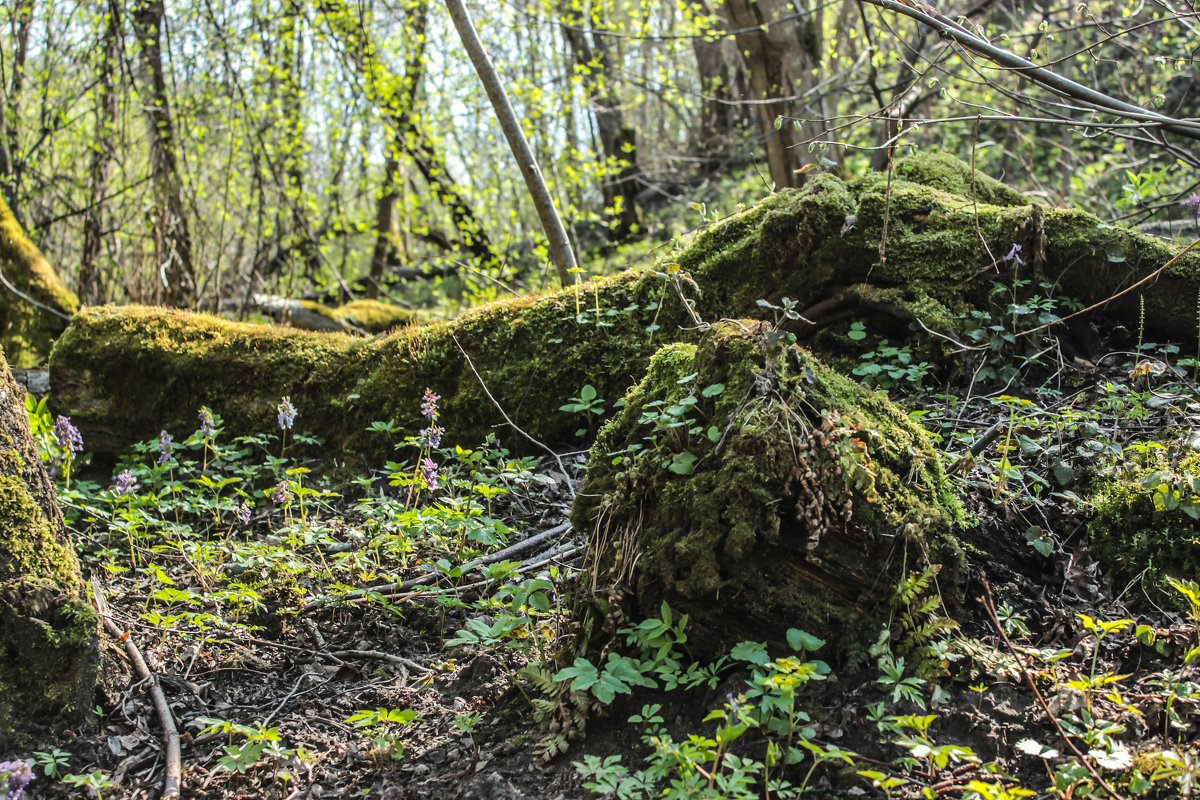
[302,522,573,612]
[979,578,1127,800]
[451,333,577,499]
[91,579,183,800]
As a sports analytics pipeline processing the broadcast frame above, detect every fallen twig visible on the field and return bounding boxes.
[91,579,183,800]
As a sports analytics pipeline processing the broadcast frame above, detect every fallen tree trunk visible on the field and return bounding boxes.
[0,194,78,367]
[50,153,1200,458]
[0,343,97,741]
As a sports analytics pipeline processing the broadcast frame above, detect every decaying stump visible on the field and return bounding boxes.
[49,153,1200,459]
[0,195,78,367]
[569,321,967,656]
[0,343,97,740]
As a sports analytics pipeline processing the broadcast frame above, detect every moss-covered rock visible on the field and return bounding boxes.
[892,151,1029,208]
[0,343,97,740]
[0,195,78,367]
[570,322,967,656]
[1086,455,1200,609]
[334,299,424,334]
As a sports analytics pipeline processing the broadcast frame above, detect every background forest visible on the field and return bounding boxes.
[3,0,1198,314]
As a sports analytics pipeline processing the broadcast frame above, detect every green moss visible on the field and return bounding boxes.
[1087,455,1200,609]
[334,299,424,334]
[0,344,96,731]
[571,322,966,657]
[892,151,1029,207]
[0,195,78,367]
[49,162,1200,458]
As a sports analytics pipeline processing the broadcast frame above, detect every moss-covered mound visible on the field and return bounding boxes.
[0,195,78,367]
[50,153,1200,457]
[0,344,97,738]
[334,299,424,334]
[569,322,967,656]
[1087,456,1200,609]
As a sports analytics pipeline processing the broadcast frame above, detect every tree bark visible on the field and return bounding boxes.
[689,3,752,164]
[0,343,97,740]
[130,0,197,307]
[367,153,401,300]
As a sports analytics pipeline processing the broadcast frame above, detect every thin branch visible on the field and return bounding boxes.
[91,579,182,800]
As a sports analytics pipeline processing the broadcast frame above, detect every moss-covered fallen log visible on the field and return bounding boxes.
[570,321,968,657]
[50,154,1200,458]
[0,195,79,367]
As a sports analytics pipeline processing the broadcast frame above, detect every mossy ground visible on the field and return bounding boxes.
[570,321,967,657]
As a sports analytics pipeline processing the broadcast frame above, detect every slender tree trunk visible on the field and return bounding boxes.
[445,0,578,286]
[367,152,400,299]
[0,0,35,220]
[130,0,197,307]
[317,0,503,274]
[723,0,822,190]
[79,1,122,305]
[558,1,641,241]
[690,4,752,165]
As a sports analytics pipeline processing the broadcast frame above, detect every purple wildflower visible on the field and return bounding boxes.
[271,481,294,506]
[198,406,216,438]
[421,458,440,491]
[238,502,252,525]
[277,396,297,431]
[1182,193,1200,224]
[53,415,83,457]
[420,388,441,419]
[1002,243,1024,264]
[113,470,139,495]
[0,760,33,800]
[419,425,444,450]
[158,430,174,465]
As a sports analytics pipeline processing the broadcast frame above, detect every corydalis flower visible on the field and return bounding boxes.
[277,396,297,431]
[198,406,216,438]
[158,430,174,465]
[421,458,440,491]
[53,415,83,457]
[420,388,440,419]
[271,481,294,506]
[0,760,33,800]
[113,470,139,495]
[1002,242,1024,265]
[238,502,252,525]
[419,425,444,449]
[1182,193,1200,224]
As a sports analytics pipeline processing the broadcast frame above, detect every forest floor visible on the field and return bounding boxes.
[9,321,1200,800]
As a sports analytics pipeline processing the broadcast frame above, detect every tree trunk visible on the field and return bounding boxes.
[79,0,122,306]
[49,154,1200,461]
[559,2,642,241]
[0,193,78,366]
[316,0,503,274]
[0,0,35,219]
[723,0,823,189]
[367,153,401,300]
[690,7,752,164]
[0,343,97,741]
[130,0,197,308]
